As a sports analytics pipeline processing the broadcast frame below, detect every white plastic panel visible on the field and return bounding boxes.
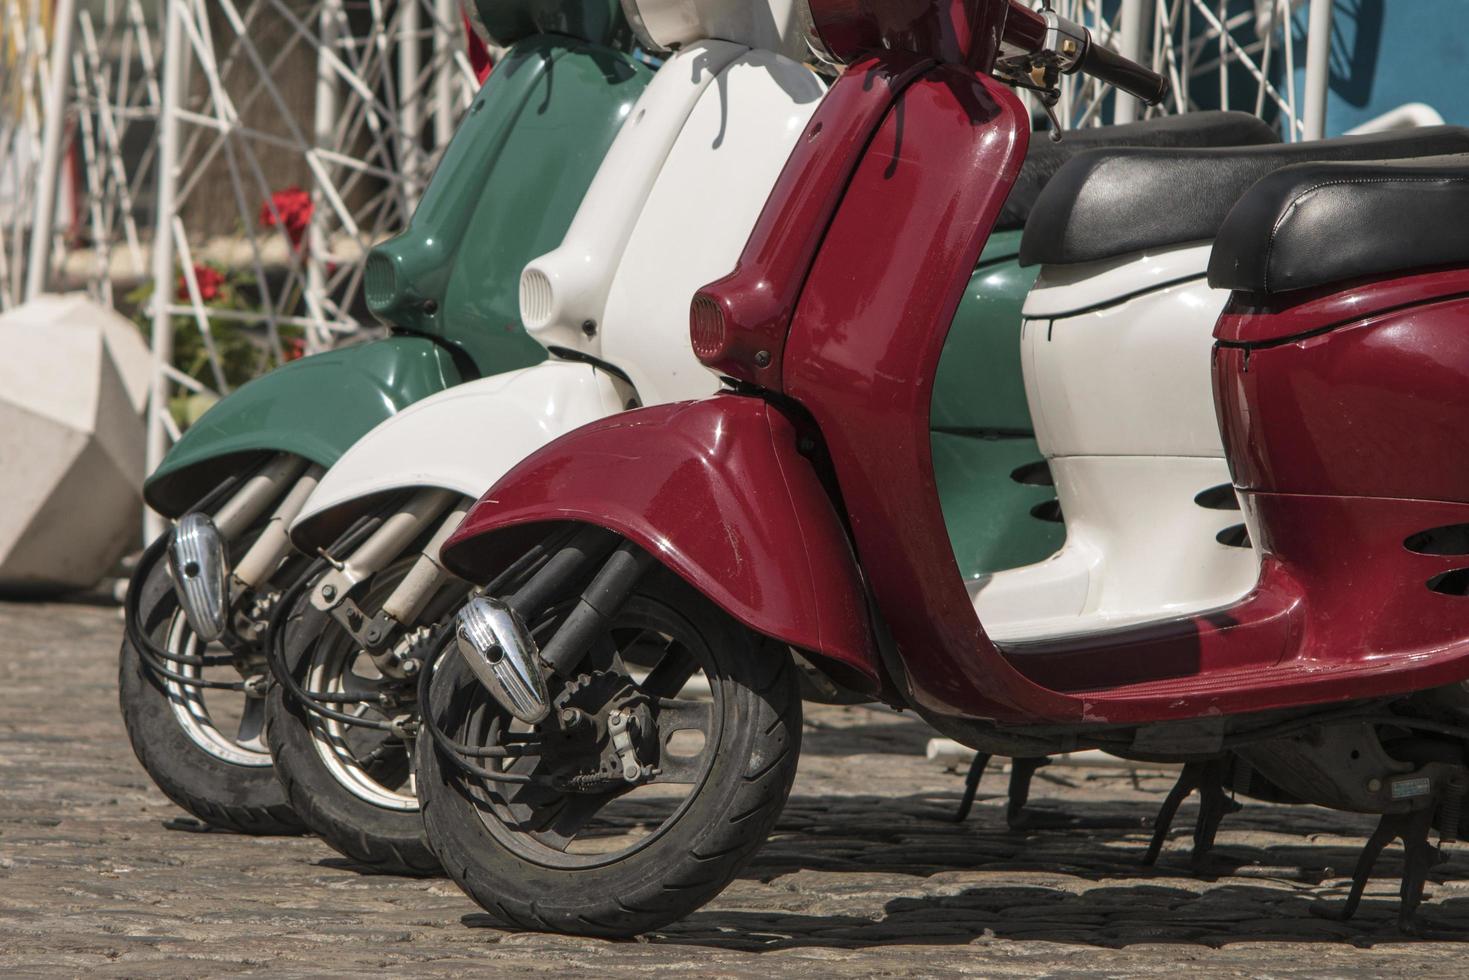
[1022,243,1213,319]
[622,0,813,60]
[521,40,745,354]
[1022,274,1229,459]
[976,456,1259,644]
[289,360,629,548]
[599,50,823,406]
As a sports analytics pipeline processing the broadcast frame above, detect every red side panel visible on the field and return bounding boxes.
[693,52,933,390]
[1013,492,1469,717]
[1215,296,1469,499]
[440,395,881,691]
[1215,266,1469,344]
[781,64,1076,721]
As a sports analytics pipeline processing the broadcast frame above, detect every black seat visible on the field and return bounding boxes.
[1019,127,1469,267]
[1208,154,1469,295]
[997,111,1279,231]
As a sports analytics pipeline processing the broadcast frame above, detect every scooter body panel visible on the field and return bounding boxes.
[932,432,1063,580]
[1218,286,1469,502]
[1023,249,1222,458]
[598,50,824,405]
[930,231,1065,580]
[778,63,1075,720]
[967,245,1260,640]
[143,336,461,517]
[526,45,825,406]
[364,34,652,372]
[930,229,1031,432]
[288,360,629,552]
[520,40,748,353]
[440,395,881,692]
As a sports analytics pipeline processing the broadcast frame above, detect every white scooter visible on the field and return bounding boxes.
[261,0,825,874]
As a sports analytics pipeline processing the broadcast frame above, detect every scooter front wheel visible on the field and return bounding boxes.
[417,569,801,937]
[264,559,449,876]
[118,532,302,835]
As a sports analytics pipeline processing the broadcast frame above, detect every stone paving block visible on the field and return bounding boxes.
[8,600,1469,975]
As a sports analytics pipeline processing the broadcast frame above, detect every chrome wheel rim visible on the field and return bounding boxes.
[162,611,272,768]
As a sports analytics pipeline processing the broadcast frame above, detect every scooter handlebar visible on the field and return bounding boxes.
[1079,34,1170,107]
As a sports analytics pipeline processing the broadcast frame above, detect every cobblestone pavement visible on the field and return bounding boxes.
[5,600,1469,977]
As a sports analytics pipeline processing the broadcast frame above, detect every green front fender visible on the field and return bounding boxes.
[144,336,462,517]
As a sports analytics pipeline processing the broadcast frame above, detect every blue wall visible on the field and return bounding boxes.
[1288,0,1468,135]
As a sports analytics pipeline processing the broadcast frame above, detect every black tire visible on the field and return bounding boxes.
[418,571,802,937]
[265,603,439,876]
[118,539,303,835]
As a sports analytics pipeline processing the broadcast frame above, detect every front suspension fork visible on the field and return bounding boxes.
[311,489,470,676]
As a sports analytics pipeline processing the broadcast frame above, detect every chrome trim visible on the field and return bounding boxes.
[167,512,229,642]
[455,596,550,724]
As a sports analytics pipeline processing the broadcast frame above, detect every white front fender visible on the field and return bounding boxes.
[289,359,628,551]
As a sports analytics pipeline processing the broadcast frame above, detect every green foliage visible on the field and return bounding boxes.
[123,263,306,430]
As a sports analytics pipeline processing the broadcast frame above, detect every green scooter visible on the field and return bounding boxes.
[118,0,650,834]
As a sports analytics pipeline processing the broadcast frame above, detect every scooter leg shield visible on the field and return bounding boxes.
[287,360,630,555]
[439,394,882,694]
[144,336,463,518]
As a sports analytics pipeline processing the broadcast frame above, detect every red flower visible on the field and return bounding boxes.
[462,3,493,83]
[282,337,306,362]
[260,186,314,250]
[177,263,225,302]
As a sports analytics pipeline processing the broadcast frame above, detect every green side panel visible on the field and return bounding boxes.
[931,229,1037,433]
[364,36,652,375]
[144,336,462,516]
[932,432,1066,580]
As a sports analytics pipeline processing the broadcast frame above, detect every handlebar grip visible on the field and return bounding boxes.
[1080,37,1170,106]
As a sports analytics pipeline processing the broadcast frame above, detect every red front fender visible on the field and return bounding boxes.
[440,393,882,692]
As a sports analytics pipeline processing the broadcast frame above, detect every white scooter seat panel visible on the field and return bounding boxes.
[1023,257,1228,460]
[289,360,628,551]
[598,50,824,406]
[976,455,1259,644]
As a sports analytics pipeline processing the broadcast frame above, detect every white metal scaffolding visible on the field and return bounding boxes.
[1,0,1348,542]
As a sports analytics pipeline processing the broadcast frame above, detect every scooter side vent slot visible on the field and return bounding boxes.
[1030,500,1063,523]
[1010,460,1054,487]
[364,252,396,311]
[1194,484,1241,511]
[520,269,554,326]
[1216,524,1251,548]
[1405,524,1469,556]
[1428,568,1469,597]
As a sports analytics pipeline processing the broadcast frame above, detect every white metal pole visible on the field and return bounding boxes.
[398,0,422,206]
[1112,0,1147,124]
[24,0,77,300]
[1302,0,1332,140]
[144,0,184,541]
[433,0,455,150]
[307,0,339,353]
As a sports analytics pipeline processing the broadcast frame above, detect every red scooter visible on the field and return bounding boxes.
[421,0,1468,937]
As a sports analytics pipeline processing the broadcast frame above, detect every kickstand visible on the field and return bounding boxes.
[1144,757,1242,867]
[1005,757,1051,830]
[951,752,992,821]
[1311,808,1442,934]
[952,754,1051,826]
